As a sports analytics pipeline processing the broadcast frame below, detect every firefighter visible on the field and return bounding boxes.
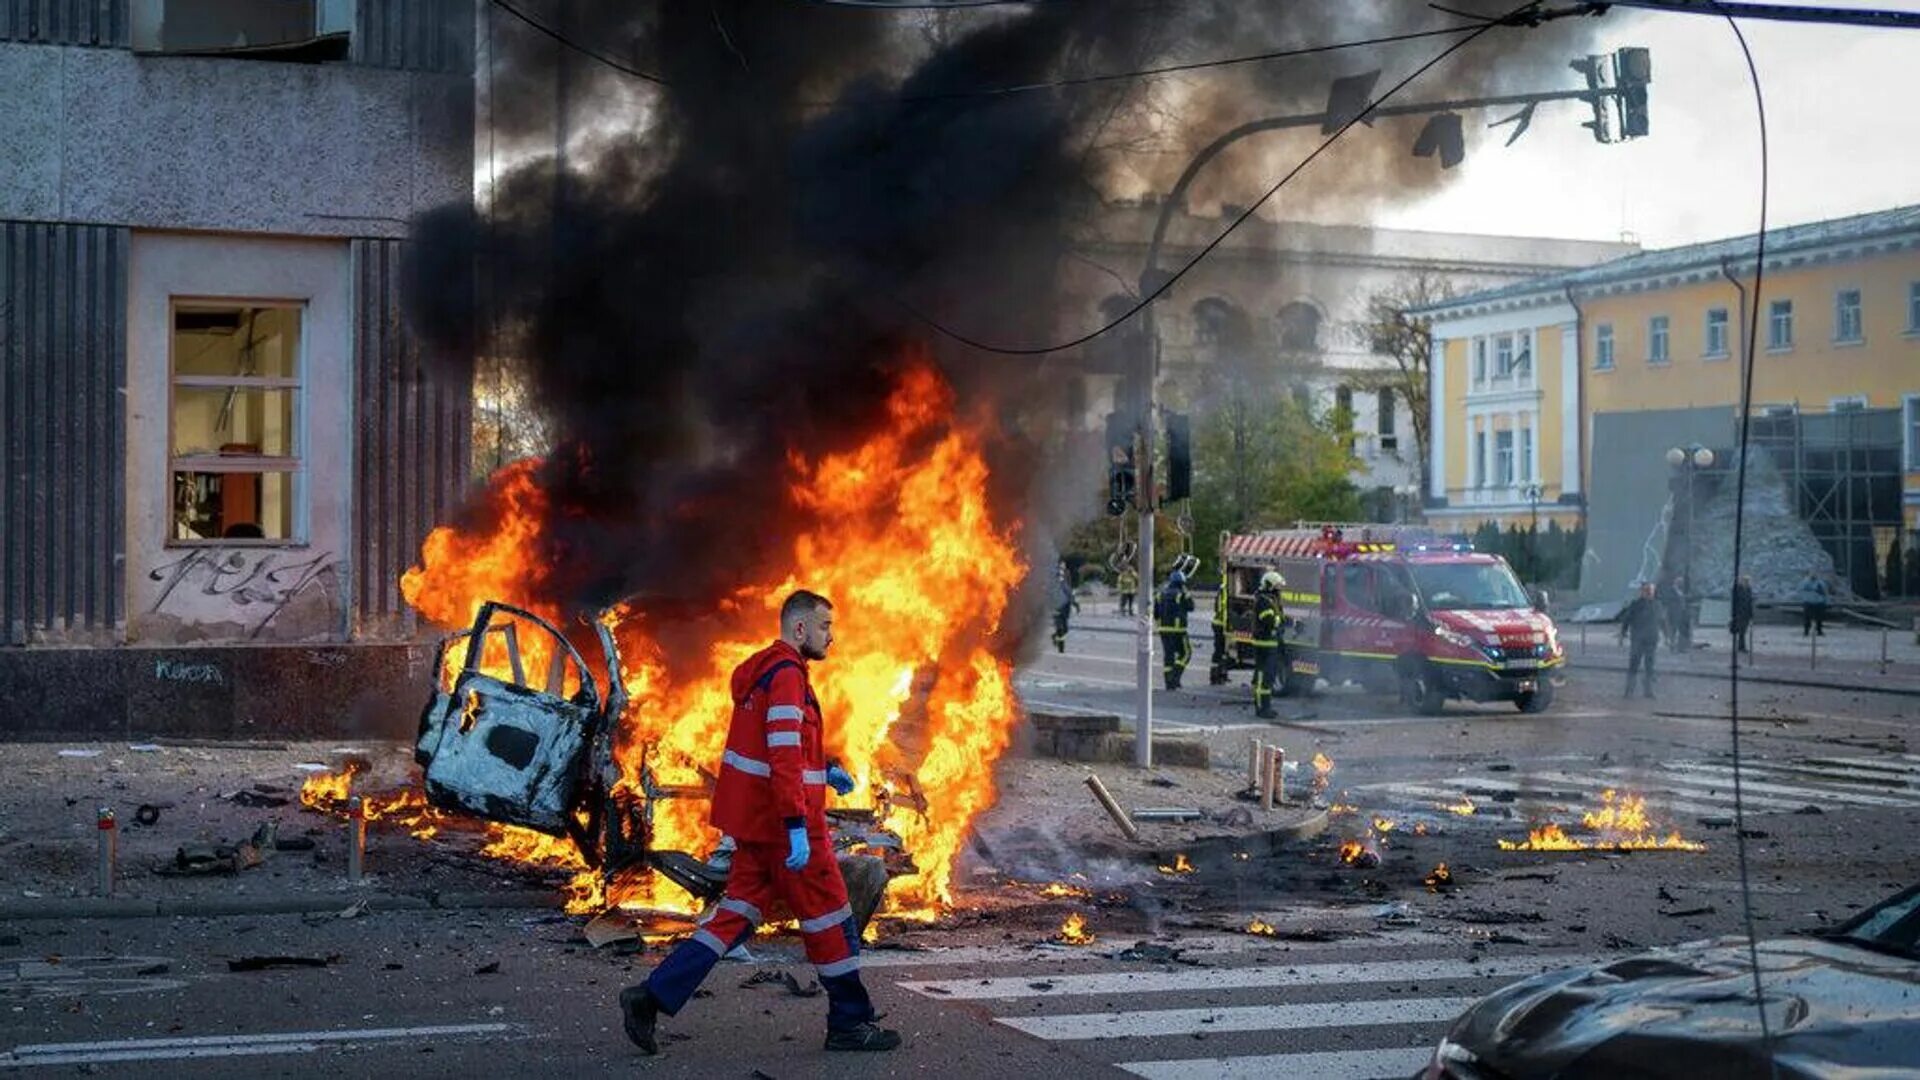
[1050,561,1077,654]
[1155,569,1194,690]
[1115,565,1138,617]
[1208,567,1231,685]
[1251,570,1284,719]
[619,590,900,1054]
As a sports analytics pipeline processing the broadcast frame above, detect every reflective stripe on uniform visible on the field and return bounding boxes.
[719,897,763,924]
[802,769,828,786]
[799,904,852,934]
[767,705,805,723]
[817,955,861,977]
[692,927,729,956]
[723,749,772,777]
[768,731,802,748]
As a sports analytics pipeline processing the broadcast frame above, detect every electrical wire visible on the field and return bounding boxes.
[490,0,670,84]
[894,0,1549,356]
[1713,2,1780,1073]
[1608,0,1920,30]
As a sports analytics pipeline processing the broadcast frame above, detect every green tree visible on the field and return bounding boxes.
[1346,270,1453,487]
[1189,392,1361,574]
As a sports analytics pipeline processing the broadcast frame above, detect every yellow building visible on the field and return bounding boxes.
[1419,204,1920,599]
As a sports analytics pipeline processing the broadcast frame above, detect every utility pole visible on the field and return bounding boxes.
[1120,51,1653,766]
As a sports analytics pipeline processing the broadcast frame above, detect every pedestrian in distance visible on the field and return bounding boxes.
[1050,561,1078,655]
[1116,565,1138,617]
[1658,574,1691,653]
[1620,582,1662,699]
[619,590,900,1055]
[1730,575,1755,655]
[1799,570,1831,637]
[1155,569,1194,691]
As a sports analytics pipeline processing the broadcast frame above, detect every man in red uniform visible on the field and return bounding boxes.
[619,590,901,1054]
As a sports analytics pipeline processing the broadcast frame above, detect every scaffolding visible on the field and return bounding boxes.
[1748,408,1906,599]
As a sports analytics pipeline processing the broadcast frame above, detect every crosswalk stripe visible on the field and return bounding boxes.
[1803,756,1920,777]
[1744,760,1920,788]
[861,932,1444,969]
[1118,1046,1435,1080]
[1376,772,1808,812]
[897,954,1592,1001]
[1528,771,1790,815]
[996,994,1478,1041]
[1663,763,1920,807]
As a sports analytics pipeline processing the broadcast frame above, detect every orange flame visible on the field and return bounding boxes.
[1424,862,1454,891]
[1056,912,1095,945]
[399,356,1026,916]
[1246,918,1278,937]
[1157,853,1195,875]
[1440,797,1477,816]
[1338,840,1365,863]
[1037,882,1092,899]
[1371,817,1396,834]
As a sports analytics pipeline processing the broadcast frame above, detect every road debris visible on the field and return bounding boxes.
[227,956,335,972]
[1084,774,1141,843]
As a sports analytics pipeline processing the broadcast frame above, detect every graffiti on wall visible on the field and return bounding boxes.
[146,549,340,640]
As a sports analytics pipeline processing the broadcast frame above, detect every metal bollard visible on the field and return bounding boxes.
[1811,630,1819,671]
[1083,774,1141,843]
[1270,748,1286,808]
[1248,739,1264,791]
[1261,747,1282,812]
[96,807,117,897]
[347,796,366,883]
[1882,628,1890,675]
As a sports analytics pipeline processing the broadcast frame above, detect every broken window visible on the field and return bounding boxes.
[131,0,353,61]
[169,303,303,543]
[1277,302,1321,352]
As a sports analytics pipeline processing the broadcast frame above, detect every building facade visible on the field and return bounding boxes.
[1061,203,1632,511]
[0,1,474,737]
[1421,204,1920,601]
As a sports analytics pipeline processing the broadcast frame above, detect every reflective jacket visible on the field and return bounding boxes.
[711,640,829,844]
[1253,591,1283,647]
[1155,583,1193,632]
[1211,580,1229,628]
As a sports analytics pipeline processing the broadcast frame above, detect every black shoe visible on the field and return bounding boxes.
[1256,707,1277,720]
[825,1021,902,1052]
[619,985,660,1054]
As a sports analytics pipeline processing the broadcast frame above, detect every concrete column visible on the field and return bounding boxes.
[1560,323,1581,496]
[1429,338,1447,502]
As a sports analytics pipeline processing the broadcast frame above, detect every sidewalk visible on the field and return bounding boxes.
[1560,621,1920,697]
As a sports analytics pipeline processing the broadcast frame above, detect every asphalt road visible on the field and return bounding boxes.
[5,609,1919,1079]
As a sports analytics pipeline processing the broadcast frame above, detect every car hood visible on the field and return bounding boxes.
[1430,609,1554,649]
[1449,936,1920,1079]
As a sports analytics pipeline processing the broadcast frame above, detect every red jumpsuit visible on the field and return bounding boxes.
[642,640,873,1031]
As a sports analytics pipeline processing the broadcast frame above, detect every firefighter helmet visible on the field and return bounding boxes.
[1259,570,1282,592]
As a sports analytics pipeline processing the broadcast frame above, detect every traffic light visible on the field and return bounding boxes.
[1568,54,1611,143]
[1105,411,1136,517]
[1614,46,1651,139]
[1165,412,1191,502]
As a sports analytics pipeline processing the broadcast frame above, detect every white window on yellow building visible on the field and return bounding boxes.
[169,303,304,543]
[1705,307,1729,358]
[1594,323,1614,370]
[1494,334,1515,380]
[1520,423,1534,482]
[1768,299,1794,351]
[1473,430,1487,488]
[1515,331,1534,385]
[1648,315,1670,364]
[1472,338,1487,386]
[1494,430,1515,487]
[1905,395,1920,469]
[1835,289,1864,344]
[1907,283,1920,333]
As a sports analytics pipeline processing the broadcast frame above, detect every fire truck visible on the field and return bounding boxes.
[1218,524,1565,714]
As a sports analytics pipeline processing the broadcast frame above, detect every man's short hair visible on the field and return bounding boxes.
[781,589,833,630]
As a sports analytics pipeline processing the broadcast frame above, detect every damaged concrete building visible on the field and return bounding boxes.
[1419,204,1920,603]
[0,1,474,737]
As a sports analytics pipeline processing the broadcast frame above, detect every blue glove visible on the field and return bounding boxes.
[826,764,855,797]
[785,826,811,871]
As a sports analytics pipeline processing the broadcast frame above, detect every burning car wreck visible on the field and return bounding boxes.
[414,599,912,930]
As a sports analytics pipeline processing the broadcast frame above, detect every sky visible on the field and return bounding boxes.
[1374,2,1920,248]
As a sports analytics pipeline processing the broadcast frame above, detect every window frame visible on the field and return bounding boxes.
[1594,323,1615,371]
[1648,314,1670,365]
[1494,429,1516,488]
[166,298,309,548]
[1834,287,1865,345]
[1768,298,1794,352]
[1520,423,1534,483]
[1907,282,1920,335]
[1494,334,1515,380]
[1704,307,1729,359]
[1905,394,1920,471]
[1830,395,1868,413]
[1473,430,1487,489]
[1472,337,1488,386]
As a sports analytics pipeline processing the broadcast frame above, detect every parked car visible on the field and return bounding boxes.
[1422,881,1920,1078]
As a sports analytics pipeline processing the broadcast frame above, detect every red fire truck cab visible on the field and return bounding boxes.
[1219,524,1565,714]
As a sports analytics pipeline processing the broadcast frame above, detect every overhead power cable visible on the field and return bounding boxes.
[893,0,1551,356]
[1607,0,1920,30]
[490,0,669,84]
[1713,1,1779,1075]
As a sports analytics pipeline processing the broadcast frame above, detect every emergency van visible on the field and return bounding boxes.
[1217,524,1565,714]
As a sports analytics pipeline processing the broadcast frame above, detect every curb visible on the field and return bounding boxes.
[1566,659,1920,698]
[0,888,563,921]
[1146,807,1332,866]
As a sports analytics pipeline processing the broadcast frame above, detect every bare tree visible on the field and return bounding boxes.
[1347,270,1452,487]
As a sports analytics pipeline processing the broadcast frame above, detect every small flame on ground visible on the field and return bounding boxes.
[1328,802,1358,816]
[1036,882,1092,899]
[1157,853,1194,875]
[1425,863,1454,892]
[1414,822,1429,836]
[299,762,364,809]
[1246,919,1278,937]
[1497,790,1705,853]
[1056,912,1096,945]
[1372,817,1396,834]
[1338,840,1365,863]
[1311,753,1334,792]
[1440,797,1477,816]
